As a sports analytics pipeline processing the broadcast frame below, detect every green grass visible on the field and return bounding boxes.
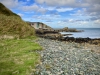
[0,3,41,75]
[0,37,42,75]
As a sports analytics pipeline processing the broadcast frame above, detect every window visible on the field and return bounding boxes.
[37,23,39,28]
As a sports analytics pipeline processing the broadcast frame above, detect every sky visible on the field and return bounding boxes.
[0,0,100,28]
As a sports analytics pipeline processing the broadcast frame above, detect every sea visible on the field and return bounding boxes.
[60,28,100,39]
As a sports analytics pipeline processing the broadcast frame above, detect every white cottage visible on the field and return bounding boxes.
[28,22,54,30]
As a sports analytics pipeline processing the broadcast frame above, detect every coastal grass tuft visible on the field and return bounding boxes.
[0,37,42,75]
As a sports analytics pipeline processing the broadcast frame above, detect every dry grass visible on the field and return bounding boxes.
[0,14,35,38]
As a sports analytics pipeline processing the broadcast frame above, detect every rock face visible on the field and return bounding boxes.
[38,33,92,43]
[37,32,100,44]
[31,38,100,75]
[55,27,83,32]
[61,37,92,43]
[37,33,62,40]
[62,27,68,31]
[36,29,58,34]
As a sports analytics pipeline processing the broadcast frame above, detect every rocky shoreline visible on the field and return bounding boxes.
[31,38,100,75]
[37,33,100,45]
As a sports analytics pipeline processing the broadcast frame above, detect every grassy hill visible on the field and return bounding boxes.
[0,3,35,38]
[0,3,43,75]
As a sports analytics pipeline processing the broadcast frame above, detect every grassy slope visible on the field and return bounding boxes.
[0,3,42,75]
[0,14,35,38]
[0,3,35,38]
[0,37,42,75]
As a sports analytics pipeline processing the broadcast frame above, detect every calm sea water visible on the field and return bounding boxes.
[60,28,100,39]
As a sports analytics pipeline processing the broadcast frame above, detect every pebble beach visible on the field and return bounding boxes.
[32,38,100,75]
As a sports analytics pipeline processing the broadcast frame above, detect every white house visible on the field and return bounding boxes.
[28,22,54,30]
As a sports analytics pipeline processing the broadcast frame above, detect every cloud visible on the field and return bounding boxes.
[38,7,47,14]
[94,19,100,24]
[89,16,100,21]
[81,21,88,24]
[56,8,74,12]
[0,0,19,8]
[34,0,100,16]
[83,0,100,5]
[45,7,74,12]
[35,0,76,7]
[21,4,39,11]
[21,4,47,13]
[46,20,53,22]
[46,7,56,11]
[85,4,100,16]
[32,14,61,22]
[35,0,89,7]
[81,0,100,16]
[70,9,85,16]
[18,13,24,17]
[0,0,25,9]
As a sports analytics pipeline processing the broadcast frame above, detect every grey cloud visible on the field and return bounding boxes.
[62,19,69,22]
[82,0,100,16]
[0,0,19,8]
[46,20,53,22]
[21,4,47,13]
[0,0,25,9]
[35,0,90,8]
[34,0,100,17]
[83,0,100,5]
[21,4,39,11]
[89,16,100,21]
[87,4,100,12]
[62,19,83,23]
[38,7,47,14]
[35,0,76,7]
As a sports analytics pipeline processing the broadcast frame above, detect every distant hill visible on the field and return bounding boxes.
[0,3,35,38]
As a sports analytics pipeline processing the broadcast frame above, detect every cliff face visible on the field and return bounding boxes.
[0,3,35,38]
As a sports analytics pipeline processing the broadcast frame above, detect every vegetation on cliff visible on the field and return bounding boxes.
[0,3,35,38]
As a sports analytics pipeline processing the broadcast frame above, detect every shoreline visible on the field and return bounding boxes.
[37,34,100,45]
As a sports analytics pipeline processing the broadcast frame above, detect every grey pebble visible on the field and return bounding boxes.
[32,38,100,75]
